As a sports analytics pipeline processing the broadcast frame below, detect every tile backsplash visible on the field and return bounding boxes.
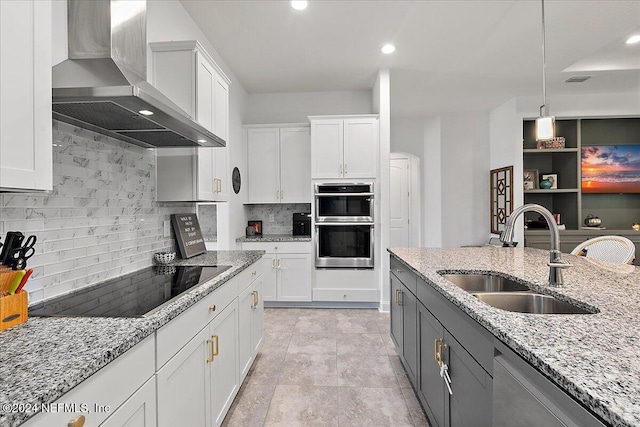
[245,203,311,234]
[198,204,217,241]
[0,121,193,303]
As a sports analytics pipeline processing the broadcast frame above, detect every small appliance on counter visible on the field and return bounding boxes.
[292,212,311,236]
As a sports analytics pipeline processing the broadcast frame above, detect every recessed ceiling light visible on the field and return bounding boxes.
[139,109,154,116]
[291,1,307,11]
[197,139,207,143]
[626,35,640,45]
[381,44,396,54]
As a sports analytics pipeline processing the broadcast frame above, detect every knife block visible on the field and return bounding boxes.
[0,291,28,331]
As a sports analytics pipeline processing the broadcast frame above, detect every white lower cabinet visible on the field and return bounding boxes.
[241,243,312,302]
[239,272,264,381]
[99,377,157,427]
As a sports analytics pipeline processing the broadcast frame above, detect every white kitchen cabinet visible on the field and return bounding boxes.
[99,376,157,427]
[310,116,379,179]
[241,242,312,302]
[246,125,311,204]
[239,270,264,381]
[0,0,52,192]
[156,147,227,202]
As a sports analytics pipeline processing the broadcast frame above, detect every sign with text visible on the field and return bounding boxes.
[170,213,206,259]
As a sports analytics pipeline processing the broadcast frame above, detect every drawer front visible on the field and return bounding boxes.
[22,336,155,427]
[156,276,239,369]
[236,259,264,293]
[241,241,312,253]
[390,257,417,295]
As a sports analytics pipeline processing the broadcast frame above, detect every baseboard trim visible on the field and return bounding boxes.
[264,301,380,309]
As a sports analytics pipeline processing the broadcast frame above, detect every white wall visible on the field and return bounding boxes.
[423,117,443,247]
[391,117,425,159]
[245,91,373,124]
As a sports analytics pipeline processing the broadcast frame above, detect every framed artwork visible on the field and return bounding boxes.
[491,166,513,234]
[248,220,263,236]
[582,145,640,193]
[542,173,558,189]
[523,169,539,190]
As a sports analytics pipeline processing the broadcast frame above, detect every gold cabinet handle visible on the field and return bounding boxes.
[68,415,85,427]
[212,334,219,357]
[344,163,348,174]
[252,270,257,276]
[395,289,403,306]
[209,304,216,312]
[217,178,221,193]
[434,338,442,363]
[439,343,447,363]
[252,290,259,308]
[339,164,343,175]
[206,338,215,363]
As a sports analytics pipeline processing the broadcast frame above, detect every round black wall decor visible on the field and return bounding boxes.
[232,167,241,194]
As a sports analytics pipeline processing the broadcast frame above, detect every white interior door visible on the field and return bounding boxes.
[390,157,410,248]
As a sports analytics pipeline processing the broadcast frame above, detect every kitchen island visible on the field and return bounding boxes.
[0,250,264,427]
[389,246,640,427]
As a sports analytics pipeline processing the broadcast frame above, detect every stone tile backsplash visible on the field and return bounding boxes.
[0,121,193,303]
[245,203,311,234]
[198,204,217,240]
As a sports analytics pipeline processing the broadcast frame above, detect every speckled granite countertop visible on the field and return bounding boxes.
[0,250,264,427]
[236,234,311,242]
[388,246,640,427]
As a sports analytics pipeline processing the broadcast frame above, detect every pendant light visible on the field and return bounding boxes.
[536,0,555,141]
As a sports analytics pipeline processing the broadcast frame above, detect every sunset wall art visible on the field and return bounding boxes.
[582,145,640,193]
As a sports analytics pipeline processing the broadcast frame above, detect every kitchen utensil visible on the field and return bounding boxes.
[7,270,26,295]
[14,268,33,294]
[0,232,24,265]
[0,270,22,294]
[154,251,176,265]
[8,235,36,270]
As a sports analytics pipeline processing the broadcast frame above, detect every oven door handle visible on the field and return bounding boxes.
[314,193,374,197]
[315,223,374,227]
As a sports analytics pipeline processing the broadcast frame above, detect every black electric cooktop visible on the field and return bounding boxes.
[29,265,231,318]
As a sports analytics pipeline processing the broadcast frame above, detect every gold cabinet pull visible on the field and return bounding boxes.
[68,415,85,427]
[252,270,257,276]
[434,338,442,363]
[252,290,259,308]
[439,343,447,363]
[344,163,348,174]
[212,334,219,356]
[209,304,216,312]
[206,338,215,363]
[395,289,403,306]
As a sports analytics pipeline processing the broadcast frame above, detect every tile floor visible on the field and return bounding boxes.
[222,308,430,427]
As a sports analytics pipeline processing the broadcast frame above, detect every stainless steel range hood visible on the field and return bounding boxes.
[52,0,224,148]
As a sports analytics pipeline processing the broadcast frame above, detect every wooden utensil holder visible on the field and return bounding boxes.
[0,291,28,331]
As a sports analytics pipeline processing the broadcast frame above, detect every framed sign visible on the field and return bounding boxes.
[490,166,513,234]
[171,213,206,259]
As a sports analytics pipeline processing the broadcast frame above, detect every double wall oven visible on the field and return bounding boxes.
[315,183,374,268]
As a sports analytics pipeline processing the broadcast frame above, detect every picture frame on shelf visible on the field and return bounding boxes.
[523,169,538,190]
[542,174,558,189]
[248,220,263,236]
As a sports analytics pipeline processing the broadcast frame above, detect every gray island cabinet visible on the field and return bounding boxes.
[389,247,632,427]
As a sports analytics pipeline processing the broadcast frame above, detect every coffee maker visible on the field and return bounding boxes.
[292,212,311,236]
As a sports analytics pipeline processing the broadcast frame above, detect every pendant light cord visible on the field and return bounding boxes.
[541,0,547,116]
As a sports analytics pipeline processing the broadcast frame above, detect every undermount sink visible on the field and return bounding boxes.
[473,292,593,314]
[440,273,530,292]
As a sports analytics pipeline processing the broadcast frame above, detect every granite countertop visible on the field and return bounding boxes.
[236,234,311,242]
[0,250,264,427]
[388,246,640,427]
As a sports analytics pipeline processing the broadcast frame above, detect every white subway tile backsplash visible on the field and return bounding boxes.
[0,121,193,304]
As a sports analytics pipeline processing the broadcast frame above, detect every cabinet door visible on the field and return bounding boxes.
[276,253,312,301]
[389,273,403,354]
[260,253,278,301]
[247,128,280,203]
[419,304,446,427]
[311,119,343,178]
[213,72,229,142]
[100,377,157,427]
[0,0,52,191]
[343,118,378,179]
[157,327,211,427]
[445,332,492,427]
[402,285,418,385]
[238,282,255,381]
[251,276,264,355]
[209,300,239,427]
[280,127,311,203]
[196,51,215,132]
[213,147,227,201]
[196,147,216,201]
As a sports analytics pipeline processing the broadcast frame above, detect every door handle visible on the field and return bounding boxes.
[212,334,219,357]
[252,290,258,308]
[272,258,276,268]
[344,163,348,174]
[395,289,402,306]
[339,164,343,175]
[206,338,215,363]
[434,338,442,364]
[276,190,280,200]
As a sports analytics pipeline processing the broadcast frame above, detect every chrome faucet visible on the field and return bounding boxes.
[500,203,572,287]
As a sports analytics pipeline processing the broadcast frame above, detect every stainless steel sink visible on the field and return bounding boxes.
[440,273,530,292]
[472,292,593,314]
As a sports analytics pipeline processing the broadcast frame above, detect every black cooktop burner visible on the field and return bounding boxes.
[29,265,231,318]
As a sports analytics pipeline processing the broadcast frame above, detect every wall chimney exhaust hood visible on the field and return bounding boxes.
[52,0,224,148]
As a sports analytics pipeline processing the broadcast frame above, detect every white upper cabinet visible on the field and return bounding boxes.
[0,0,52,192]
[246,125,311,204]
[310,116,379,179]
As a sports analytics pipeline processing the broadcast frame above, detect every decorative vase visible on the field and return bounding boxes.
[584,214,602,227]
[539,179,552,189]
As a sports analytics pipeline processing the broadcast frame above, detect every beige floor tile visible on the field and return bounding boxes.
[259,330,293,354]
[401,388,431,426]
[336,333,386,355]
[382,333,400,355]
[264,385,339,427]
[377,318,391,335]
[279,353,338,386]
[294,315,337,333]
[388,355,413,388]
[248,352,287,385]
[337,354,399,388]
[336,317,382,334]
[338,387,414,426]
[335,308,381,319]
[287,332,337,355]
[221,382,276,427]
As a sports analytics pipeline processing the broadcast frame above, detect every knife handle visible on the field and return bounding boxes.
[7,270,26,295]
[15,268,33,294]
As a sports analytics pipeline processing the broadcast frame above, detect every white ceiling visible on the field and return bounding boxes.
[180,0,640,117]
